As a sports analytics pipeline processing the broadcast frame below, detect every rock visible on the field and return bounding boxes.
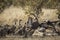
[45,28,54,36]
[55,25,60,32]
[45,29,54,33]
[38,27,45,32]
[32,29,44,37]
[45,28,58,36]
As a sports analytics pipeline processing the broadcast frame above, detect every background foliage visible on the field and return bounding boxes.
[0,0,60,15]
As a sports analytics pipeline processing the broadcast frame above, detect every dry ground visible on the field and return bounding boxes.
[0,36,60,40]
